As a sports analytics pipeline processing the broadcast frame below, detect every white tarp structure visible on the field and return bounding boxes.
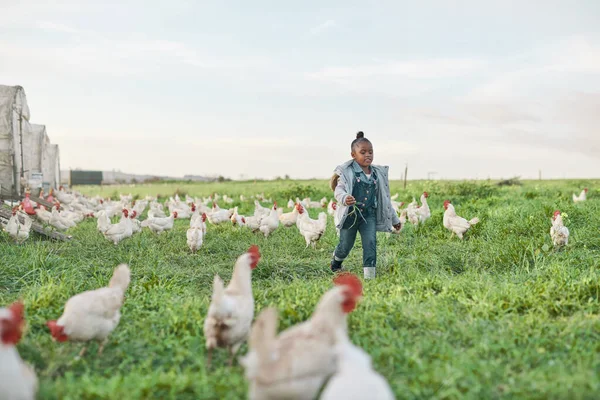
[0,85,60,196]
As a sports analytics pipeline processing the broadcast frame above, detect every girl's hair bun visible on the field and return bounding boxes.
[356,131,364,139]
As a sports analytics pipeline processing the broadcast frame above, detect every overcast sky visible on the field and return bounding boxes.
[1,0,599,179]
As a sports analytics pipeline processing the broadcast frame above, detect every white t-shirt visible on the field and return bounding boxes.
[365,173,372,179]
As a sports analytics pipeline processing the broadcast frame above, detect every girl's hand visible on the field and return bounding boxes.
[345,196,356,206]
[393,222,402,231]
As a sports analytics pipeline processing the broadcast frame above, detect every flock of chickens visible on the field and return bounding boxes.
[1,248,395,400]
[0,186,590,399]
[2,186,588,250]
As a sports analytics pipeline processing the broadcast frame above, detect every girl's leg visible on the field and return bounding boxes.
[358,214,377,278]
[331,223,359,272]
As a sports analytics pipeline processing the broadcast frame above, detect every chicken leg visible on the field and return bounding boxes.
[206,348,213,369]
[97,338,108,355]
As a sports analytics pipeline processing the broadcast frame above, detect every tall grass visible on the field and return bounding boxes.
[1,179,599,399]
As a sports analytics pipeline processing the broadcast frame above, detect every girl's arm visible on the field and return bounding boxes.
[334,174,351,205]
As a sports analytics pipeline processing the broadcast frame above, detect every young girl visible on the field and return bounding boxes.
[330,132,401,279]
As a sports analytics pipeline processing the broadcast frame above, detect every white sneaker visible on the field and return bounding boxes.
[363,267,376,279]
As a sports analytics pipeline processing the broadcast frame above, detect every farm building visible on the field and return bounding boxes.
[0,85,61,198]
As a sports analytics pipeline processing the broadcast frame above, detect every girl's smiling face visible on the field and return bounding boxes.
[352,141,374,168]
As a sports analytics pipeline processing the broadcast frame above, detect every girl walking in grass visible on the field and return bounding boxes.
[330,132,401,279]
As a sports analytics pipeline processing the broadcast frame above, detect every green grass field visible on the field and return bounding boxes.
[1,179,599,399]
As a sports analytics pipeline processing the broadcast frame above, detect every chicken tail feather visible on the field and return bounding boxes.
[468,217,480,226]
[211,274,225,304]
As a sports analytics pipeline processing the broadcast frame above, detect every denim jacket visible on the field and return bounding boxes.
[333,160,400,232]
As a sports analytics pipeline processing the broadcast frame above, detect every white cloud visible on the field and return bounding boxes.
[309,58,485,80]
[36,21,80,33]
[309,19,337,36]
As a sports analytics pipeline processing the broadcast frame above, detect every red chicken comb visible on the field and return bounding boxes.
[202,213,207,222]
[334,272,363,314]
[443,200,451,209]
[423,191,429,198]
[1,301,25,345]
[248,245,261,269]
[553,210,561,219]
[334,272,363,298]
[46,320,68,342]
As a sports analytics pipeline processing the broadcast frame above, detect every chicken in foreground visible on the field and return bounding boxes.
[572,188,588,203]
[320,333,394,400]
[0,302,38,400]
[550,210,569,248]
[241,273,363,400]
[296,203,327,249]
[47,264,131,356]
[443,200,480,239]
[204,245,261,367]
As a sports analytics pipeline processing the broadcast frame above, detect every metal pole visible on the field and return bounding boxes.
[19,113,24,179]
[403,164,408,189]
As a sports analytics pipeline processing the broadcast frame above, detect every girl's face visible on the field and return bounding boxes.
[352,142,374,168]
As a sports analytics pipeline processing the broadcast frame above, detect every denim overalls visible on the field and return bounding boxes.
[333,162,378,269]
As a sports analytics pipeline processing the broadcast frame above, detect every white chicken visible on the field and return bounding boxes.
[47,264,131,356]
[34,205,53,224]
[55,186,74,205]
[204,245,261,367]
[130,211,142,234]
[50,207,76,230]
[231,207,246,227]
[208,203,234,225]
[96,210,111,234]
[296,203,327,249]
[327,200,337,216]
[572,188,588,203]
[3,209,33,243]
[550,210,569,248]
[279,206,299,228]
[241,273,363,400]
[443,200,480,239]
[0,302,38,400]
[287,199,295,209]
[244,214,263,232]
[320,333,394,400]
[149,202,167,218]
[259,203,280,238]
[406,198,419,226]
[390,209,408,235]
[141,212,177,234]
[415,191,431,224]
[191,212,208,235]
[391,200,404,214]
[253,200,271,219]
[187,226,204,252]
[103,209,133,245]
